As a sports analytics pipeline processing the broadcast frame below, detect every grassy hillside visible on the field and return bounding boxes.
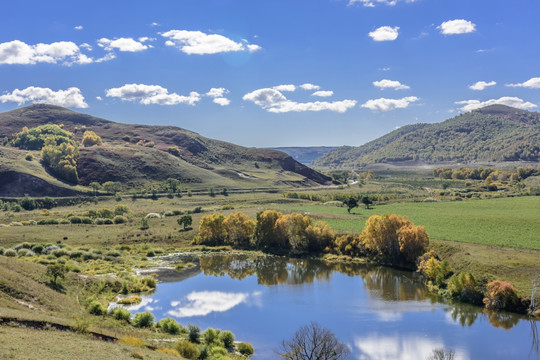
[315,105,540,168]
[0,104,331,196]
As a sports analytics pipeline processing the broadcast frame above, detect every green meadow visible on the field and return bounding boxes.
[275,196,540,250]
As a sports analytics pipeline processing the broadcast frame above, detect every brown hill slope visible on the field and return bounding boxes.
[0,104,331,194]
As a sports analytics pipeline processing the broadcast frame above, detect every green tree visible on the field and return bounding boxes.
[19,194,36,211]
[177,215,193,230]
[361,196,372,209]
[46,264,67,290]
[345,197,358,213]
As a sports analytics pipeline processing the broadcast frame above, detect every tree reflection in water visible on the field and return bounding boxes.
[197,254,534,333]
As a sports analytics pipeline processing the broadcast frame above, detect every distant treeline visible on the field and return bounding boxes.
[433,166,539,182]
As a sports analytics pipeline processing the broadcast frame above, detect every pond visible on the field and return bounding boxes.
[121,254,539,360]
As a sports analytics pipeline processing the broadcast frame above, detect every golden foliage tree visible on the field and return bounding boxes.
[483,280,519,311]
[361,214,429,264]
[305,221,336,252]
[223,212,255,247]
[275,213,312,252]
[41,139,79,183]
[82,130,103,147]
[254,210,283,249]
[197,213,227,246]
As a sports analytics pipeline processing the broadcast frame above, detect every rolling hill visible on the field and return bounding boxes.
[314,105,540,168]
[0,104,331,196]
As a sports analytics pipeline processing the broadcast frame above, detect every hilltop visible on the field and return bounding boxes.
[0,105,331,196]
[267,146,338,165]
[314,105,540,168]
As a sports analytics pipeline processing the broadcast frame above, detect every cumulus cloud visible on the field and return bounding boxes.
[369,26,399,41]
[506,77,540,89]
[243,87,356,113]
[151,22,160,27]
[97,37,150,52]
[273,84,296,92]
[312,90,334,97]
[74,25,83,30]
[105,83,200,106]
[373,79,410,90]
[438,19,476,35]
[80,43,92,51]
[348,0,416,7]
[455,97,537,112]
[361,96,418,111]
[0,86,88,108]
[300,83,320,91]
[0,40,93,65]
[161,30,261,55]
[469,81,496,91]
[205,87,231,106]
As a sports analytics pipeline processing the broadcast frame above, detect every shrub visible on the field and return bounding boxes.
[114,204,130,215]
[69,216,82,224]
[118,296,142,305]
[113,215,128,224]
[112,307,131,322]
[120,336,145,347]
[31,244,43,254]
[156,318,183,335]
[4,249,16,257]
[14,242,33,251]
[88,301,106,315]
[69,251,84,259]
[447,272,483,305]
[0,248,4,255]
[17,248,35,257]
[132,351,144,359]
[133,312,154,328]
[80,217,93,224]
[174,340,200,360]
[41,197,57,209]
[237,342,254,356]
[157,347,180,356]
[140,217,149,230]
[42,245,60,254]
[145,212,161,219]
[188,324,201,343]
[202,328,219,345]
[106,250,122,257]
[82,130,103,147]
[25,153,33,161]
[219,330,235,348]
[19,195,36,210]
[97,208,114,218]
[483,280,519,311]
[52,249,69,258]
[37,218,59,225]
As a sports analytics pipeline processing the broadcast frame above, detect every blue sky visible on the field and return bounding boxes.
[1,0,539,147]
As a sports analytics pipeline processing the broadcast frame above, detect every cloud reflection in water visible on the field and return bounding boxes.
[355,334,469,360]
[168,291,261,318]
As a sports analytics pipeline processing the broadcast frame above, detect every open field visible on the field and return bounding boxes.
[274,196,540,250]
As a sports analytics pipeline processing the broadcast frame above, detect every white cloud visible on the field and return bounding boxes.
[273,84,296,92]
[348,0,417,7]
[0,86,88,108]
[438,19,476,35]
[105,83,200,106]
[455,96,537,112]
[312,90,334,97]
[96,96,102,101]
[212,97,231,106]
[206,87,231,106]
[138,37,156,43]
[373,79,410,90]
[469,81,496,91]
[80,43,92,51]
[151,22,160,27]
[361,96,418,111]
[506,77,540,89]
[379,67,391,71]
[167,291,250,318]
[300,83,320,91]
[74,25,83,30]
[369,26,399,41]
[0,40,93,65]
[161,30,261,55]
[97,37,149,52]
[243,87,356,113]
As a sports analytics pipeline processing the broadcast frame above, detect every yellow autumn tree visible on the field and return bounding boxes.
[254,210,283,249]
[223,212,255,247]
[196,213,227,246]
[305,221,336,252]
[274,213,312,252]
[361,214,429,264]
[82,130,103,147]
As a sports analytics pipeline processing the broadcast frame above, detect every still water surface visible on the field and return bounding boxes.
[123,254,539,360]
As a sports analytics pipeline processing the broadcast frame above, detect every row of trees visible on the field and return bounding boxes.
[433,166,538,182]
[195,211,429,265]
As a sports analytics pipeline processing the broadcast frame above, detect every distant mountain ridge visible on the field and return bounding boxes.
[267,146,338,165]
[314,105,540,168]
[0,105,331,196]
